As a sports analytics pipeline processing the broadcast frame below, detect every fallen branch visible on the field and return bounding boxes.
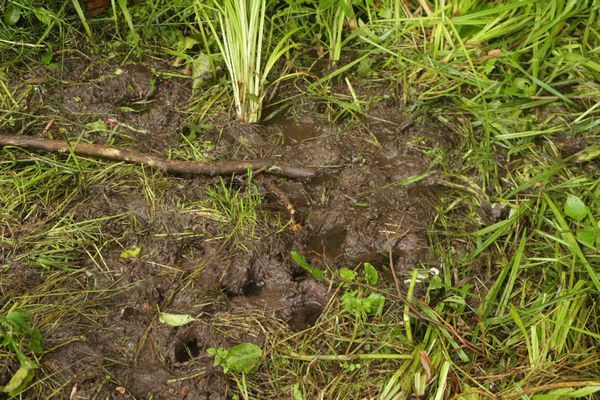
[0,134,316,179]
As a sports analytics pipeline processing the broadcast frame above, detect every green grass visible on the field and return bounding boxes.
[1,0,599,398]
[180,172,263,253]
[195,0,298,122]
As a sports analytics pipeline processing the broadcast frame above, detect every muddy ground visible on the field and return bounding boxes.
[2,59,455,399]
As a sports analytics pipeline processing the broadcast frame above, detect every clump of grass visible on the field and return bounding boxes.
[0,154,129,271]
[316,0,355,67]
[181,172,262,248]
[195,0,298,123]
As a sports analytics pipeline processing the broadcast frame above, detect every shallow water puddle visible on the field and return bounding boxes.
[305,225,347,259]
[268,114,323,143]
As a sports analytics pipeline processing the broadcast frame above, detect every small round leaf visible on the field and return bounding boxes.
[564,195,587,222]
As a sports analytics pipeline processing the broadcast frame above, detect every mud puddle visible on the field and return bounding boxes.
[2,58,452,399]
[266,113,325,144]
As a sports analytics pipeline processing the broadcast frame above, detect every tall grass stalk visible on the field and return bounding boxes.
[197,0,297,123]
[317,0,354,67]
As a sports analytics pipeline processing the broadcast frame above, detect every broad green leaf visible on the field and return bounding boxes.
[158,312,196,327]
[206,347,217,356]
[41,52,53,65]
[179,36,199,52]
[2,366,35,396]
[120,247,140,259]
[85,119,109,132]
[576,228,598,248]
[33,7,52,26]
[192,53,212,89]
[210,343,262,374]
[357,57,373,78]
[4,4,21,26]
[564,195,587,222]
[292,383,304,400]
[363,263,379,285]
[339,268,356,281]
[6,311,30,332]
[291,251,326,281]
[341,290,361,314]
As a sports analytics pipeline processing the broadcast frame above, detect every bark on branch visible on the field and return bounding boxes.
[0,134,316,179]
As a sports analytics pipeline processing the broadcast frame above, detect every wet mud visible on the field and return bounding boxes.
[2,59,452,399]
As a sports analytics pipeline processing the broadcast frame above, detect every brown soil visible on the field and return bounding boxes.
[2,59,453,399]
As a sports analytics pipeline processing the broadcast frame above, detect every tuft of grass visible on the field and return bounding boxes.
[316,0,355,67]
[195,0,298,123]
[181,172,262,248]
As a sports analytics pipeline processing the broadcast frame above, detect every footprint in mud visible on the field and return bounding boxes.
[174,337,201,363]
[288,303,323,332]
[305,224,348,259]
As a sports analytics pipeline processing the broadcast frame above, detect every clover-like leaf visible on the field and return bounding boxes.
[339,268,356,282]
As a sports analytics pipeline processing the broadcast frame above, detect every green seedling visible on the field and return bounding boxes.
[291,251,327,281]
[339,267,357,282]
[119,246,141,259]
[338,263,385,317]
[342,291,385,317]
[363,262,378,285]
[1,309,42,397]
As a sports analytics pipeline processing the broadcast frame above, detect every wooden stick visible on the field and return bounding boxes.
[0,134,317,179]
